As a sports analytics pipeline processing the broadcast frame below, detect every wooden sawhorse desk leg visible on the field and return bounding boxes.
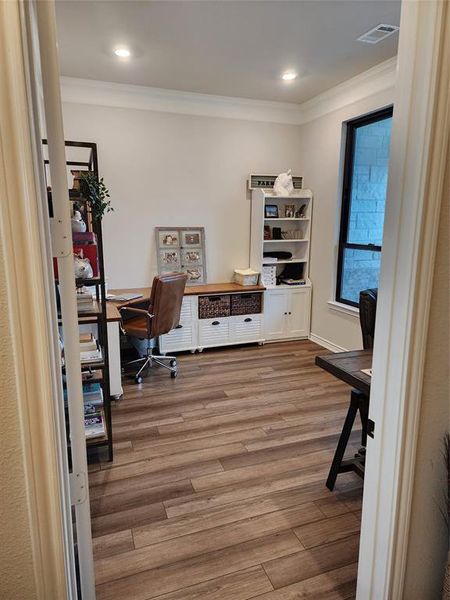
[326,389,369,491]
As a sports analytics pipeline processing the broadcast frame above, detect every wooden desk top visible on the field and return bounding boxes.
[315,349,372,396]
[106,282,266,322]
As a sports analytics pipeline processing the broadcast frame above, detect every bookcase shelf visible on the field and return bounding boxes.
[49,140,113,463]
[250,187,313,287]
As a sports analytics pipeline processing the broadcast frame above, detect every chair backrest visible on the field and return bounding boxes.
[149,272,188,338]
[359,288,378,350]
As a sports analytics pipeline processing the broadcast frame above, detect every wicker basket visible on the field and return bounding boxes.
[231,293,263,316]
[198,295,231,319]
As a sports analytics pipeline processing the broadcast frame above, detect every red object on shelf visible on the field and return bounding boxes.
[53,241,99,279]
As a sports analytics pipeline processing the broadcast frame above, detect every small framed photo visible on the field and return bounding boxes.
[284,204,295,218]
[265,204,279,218]
[184,266,204,283]
[158,230,179,247]
[182,230,203,247]
[181,249,202,265]
[159,249,181,268]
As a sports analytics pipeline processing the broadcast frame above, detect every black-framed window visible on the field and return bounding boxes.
[336,106,393,307]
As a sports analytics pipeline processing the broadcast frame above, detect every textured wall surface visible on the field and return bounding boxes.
[0,236,38,599]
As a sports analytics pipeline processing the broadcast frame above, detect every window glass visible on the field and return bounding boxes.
[347,117,392,246]
[340,248,381,305]
[336,108,393,307]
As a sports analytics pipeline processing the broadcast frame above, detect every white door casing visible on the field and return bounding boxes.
[357,1,450,598]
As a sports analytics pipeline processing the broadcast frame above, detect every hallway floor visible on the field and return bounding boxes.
[89,340,363,600]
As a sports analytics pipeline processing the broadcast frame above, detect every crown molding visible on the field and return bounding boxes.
[60,56,397,126]
[299,56,397,123]
[60,77,305,125]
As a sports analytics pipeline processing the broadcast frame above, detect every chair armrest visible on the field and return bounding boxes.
[119,306,154,337]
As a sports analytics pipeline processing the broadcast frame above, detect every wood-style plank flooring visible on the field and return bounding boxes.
[89,340,363,600]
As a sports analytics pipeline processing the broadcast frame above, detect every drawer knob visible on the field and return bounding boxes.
[244,318,252,322]
[212,321,220,326]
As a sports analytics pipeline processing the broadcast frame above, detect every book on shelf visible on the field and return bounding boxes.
[84,409,105,439]
[76,286,95,312]
[79,333,102,363]
[83,382,103,405]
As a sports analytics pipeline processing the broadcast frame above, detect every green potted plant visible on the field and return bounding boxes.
[79,172,113,221]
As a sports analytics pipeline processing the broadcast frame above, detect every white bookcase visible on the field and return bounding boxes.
[250,186,313,341]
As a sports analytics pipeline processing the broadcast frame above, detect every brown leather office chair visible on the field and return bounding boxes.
[359,288,378,349]
[120,272,187,382]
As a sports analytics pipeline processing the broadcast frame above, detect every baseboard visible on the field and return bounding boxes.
[309,332,348,353]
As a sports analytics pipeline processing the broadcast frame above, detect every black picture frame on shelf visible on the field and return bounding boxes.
[265,204,279,218]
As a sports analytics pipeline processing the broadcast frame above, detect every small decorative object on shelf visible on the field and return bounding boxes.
[264,226,272,240]
[78,171,113,221]
[273,169,294,196]
[73,254,94,279]
[155,227,207,284]
[71,209,87,232]
[296,203,307,218]
[265,204,279,218]
[234,268,260,286]
[284,204,295,218]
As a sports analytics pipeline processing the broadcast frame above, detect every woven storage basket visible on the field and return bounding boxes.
[198,295,231,319]
[231,293,263,316]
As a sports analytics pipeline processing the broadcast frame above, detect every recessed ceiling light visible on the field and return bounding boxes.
[114,48,131,58]
[282,71,297,81]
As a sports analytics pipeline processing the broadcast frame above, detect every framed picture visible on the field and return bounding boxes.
[265,204,279,218]
[181,249,202,265]
[284,204,295,218]
[185,266,204,282]
[158,230,179,247]
[159,249,181,268]
[181,230,202,248]
[155,227,207,284]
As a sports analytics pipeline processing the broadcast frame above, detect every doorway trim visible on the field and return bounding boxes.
[357,1,449,598]
[0,1,69,597]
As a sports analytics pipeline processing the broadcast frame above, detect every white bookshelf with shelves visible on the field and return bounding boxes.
[250,183,313,341]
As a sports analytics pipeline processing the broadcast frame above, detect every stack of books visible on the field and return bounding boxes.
[79,333,102,364]
[76,287,95,313]
[83,382,105,439]
[84,408,105,440]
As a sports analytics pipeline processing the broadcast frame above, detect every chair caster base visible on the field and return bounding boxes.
[135,375,143,384]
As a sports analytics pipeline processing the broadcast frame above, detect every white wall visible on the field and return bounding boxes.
[61,80,394,351]
[62,103,302,288]
[297,88,394,350]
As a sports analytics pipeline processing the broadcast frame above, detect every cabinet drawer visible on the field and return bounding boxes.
[232,314,263,341]
[198,318,231,346]
[179,297,195,322]
[161,323,195,351]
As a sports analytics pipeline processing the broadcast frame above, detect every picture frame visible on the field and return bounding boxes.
[181,230,202,248]
[265,204,279,218]
[159,249,181,268]
[158,230,179,247]
[181,249,202,265]
[155,226,207,284]
[284,204,295,218]
[185,266,204,282]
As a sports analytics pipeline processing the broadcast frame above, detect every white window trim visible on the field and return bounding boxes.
[327,300,360,318]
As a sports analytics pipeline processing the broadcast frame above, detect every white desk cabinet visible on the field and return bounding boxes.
[159,296,198,354]
[264,287,311,341]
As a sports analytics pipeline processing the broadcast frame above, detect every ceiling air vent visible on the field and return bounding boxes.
[357,24,399,44]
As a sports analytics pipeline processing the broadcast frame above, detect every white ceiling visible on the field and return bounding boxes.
[55,0,400,105]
